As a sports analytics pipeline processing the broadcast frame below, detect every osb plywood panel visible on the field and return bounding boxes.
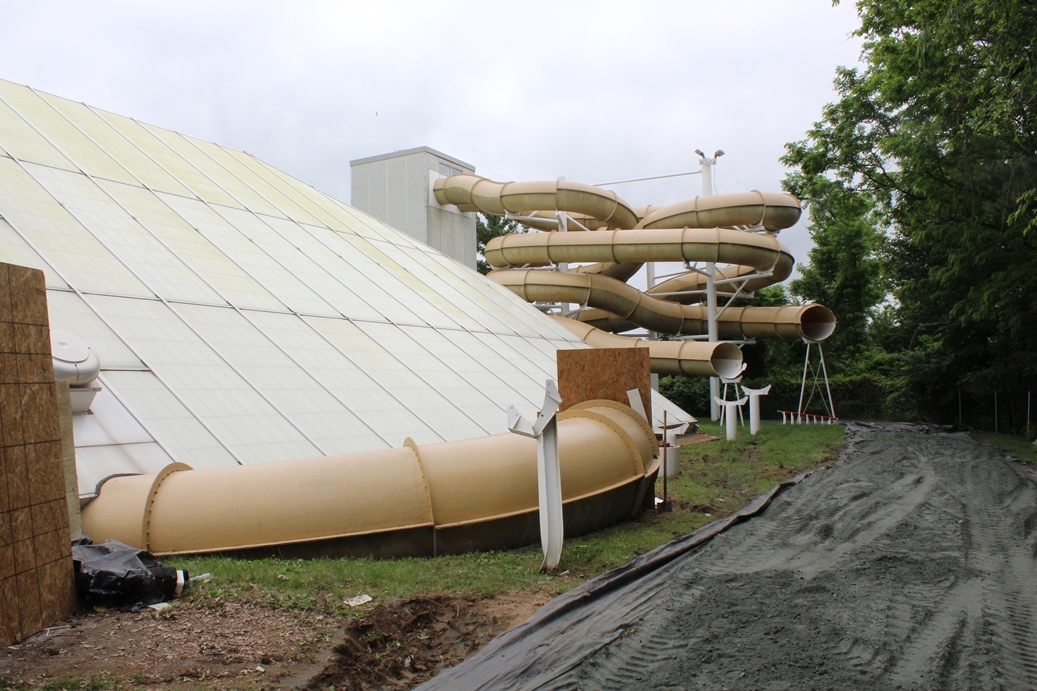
[557,348,651,420]
[56,383,82,541]
[0,263,75,647]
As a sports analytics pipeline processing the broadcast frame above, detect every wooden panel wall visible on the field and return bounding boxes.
[0,263,75,646]
[557,348,651,420]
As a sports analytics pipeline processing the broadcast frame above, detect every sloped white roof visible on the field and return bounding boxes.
[0,79,692,495]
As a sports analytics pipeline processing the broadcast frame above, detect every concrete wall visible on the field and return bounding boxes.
[0,262,76,646]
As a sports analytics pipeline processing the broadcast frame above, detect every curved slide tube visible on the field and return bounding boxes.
[550,316,744,379]
[494,269,836,342]
[437,173,834,345]
[434,175,640,230]
[638,191,801,232]
[485,227,787,274]
[434,175,801,232]
[438,176,802,283]
[82,401,659,558]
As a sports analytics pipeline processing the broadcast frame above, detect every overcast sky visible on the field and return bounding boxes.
[0,1,863,276]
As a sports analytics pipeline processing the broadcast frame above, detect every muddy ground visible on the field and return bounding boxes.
[0,590,551,689]
[5,423,1036,689]
[421,422,1037,690]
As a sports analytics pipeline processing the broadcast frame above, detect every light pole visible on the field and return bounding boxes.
[696,149,724,420]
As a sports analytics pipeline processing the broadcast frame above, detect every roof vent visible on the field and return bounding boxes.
[51,329,102,413]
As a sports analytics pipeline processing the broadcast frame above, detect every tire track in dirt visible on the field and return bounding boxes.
[884,436,1037,689]
[420,423,1037,690]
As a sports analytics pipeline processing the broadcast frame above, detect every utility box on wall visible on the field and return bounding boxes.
[350,146,477,269]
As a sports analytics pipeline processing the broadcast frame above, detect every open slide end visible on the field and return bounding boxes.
[799,304,838,342]
[710,342,744,379]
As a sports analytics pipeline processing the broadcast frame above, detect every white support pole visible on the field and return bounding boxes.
[507,380,564,572]
[698,150,722,422]
[798,340,811,416]
[707,262,720,421]
[701,157,714,196]
[741,384,772,435]
[720,369,747,425]
[715,397,747,441]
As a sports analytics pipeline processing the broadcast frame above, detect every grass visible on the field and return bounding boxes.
[974,431,1037,464]
[166,420,845,615]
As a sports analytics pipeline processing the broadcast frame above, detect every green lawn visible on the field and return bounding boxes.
[975,431,1037,464]
[168,420,846,614]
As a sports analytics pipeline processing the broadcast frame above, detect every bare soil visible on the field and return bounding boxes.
[0,591,550,689]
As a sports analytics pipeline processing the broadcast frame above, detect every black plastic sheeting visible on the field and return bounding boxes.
[72,539,187,609]
[417,471,816,690]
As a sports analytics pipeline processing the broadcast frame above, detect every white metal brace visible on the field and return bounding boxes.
[507,380,564,572]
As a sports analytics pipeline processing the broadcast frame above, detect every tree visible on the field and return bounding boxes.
[783,0,1037,426]
[476,214,521,275]
[782,156,887,360]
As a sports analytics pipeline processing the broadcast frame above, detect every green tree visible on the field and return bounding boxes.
[782,156,887,360]
[476,214,521,275]
[784,0,1037,426]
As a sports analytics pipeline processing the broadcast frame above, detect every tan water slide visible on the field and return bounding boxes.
[434,174,836,353]
[82,172,834,560]
[82,401,659,558]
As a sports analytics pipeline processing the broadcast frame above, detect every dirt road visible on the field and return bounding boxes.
[421,423,1037,690]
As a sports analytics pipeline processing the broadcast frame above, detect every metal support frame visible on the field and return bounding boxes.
[797,339,836,421]
[507,380,564,573]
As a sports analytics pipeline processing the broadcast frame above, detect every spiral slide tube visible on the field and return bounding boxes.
[434,175,640,230]
[437,173,835,346]
[81,401,659,558]
[495,269,836,342]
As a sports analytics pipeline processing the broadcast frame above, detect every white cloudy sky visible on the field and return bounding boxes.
[0,1,863,273]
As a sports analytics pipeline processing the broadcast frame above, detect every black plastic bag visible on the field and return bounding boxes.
[72,538,188,609]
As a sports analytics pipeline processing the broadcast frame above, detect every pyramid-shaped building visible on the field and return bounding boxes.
[0,79,690,504]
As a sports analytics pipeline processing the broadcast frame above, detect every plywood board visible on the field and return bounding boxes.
[0,263,75,645]
[557,348,651,422]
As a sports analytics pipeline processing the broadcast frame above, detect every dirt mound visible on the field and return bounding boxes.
[0,591,548,689]
[303,594,542,690]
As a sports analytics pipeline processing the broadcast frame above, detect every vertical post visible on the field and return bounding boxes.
[537,410,562,570]
[707,263,720,421]
[715,397,747,441]
[662,409,668,497]
[507,381,564,572]
[741,385,771,435]
[698,151,721,421]
[659,410,672,513]
[646,256,659,395]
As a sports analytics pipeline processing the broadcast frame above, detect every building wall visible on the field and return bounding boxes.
[351,146,477,269]
[0,262,76,646]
